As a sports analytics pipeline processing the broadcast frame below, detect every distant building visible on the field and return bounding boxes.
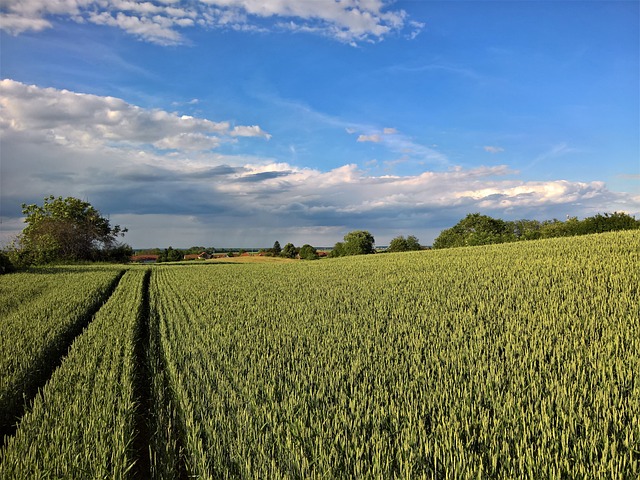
[130,254,158,263]
[184,252,212,260]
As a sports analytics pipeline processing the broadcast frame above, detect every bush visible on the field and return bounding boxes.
[299,244,319,260]
[0,251,16,274]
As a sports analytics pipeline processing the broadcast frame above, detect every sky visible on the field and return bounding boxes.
[1,0,638,249]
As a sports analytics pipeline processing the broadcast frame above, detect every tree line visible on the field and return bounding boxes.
[1,195,638,272]
[432,212,640,249]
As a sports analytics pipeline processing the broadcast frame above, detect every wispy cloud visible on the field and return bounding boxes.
[357,134,382,143]
[387,62,484,81]
[528,143,581,169]
[350,126,448,167]
[484,146,504,154]
[0,0,420,45]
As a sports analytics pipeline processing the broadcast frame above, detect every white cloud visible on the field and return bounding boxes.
[383,127,398,134]
[231,125,272,139]
[0,79,267,149]
[0,13,52,34]
[357,134,381,143]
[0,0,418,44]
[1,80,637,248]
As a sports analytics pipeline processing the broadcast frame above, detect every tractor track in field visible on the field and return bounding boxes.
[131,269,152,480]
[145,271,190,480]
[0,269,126,443]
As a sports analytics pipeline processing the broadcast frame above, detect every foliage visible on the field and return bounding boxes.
[329,241,345,258]
[387,235,421,252]
[183,246,216,255]
[280,243,299,259]
[433,213,514,249]
[272,241,282,256]
[157,247,183,263]
[96,243,134,263]
[16,196,128,264]
[330,230,375,257]
[0,251,16,274]
[433,211,640,248]
[299,244,319,260]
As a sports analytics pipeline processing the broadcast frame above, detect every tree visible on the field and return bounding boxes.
[157,246,183,263]
[581,212,639,234]
[508,219,542,240]
[272,241,282,256]
[331,230,375,257]
[299,244,319,260]
[329,242,346,258]
[17,195,128,264]
[433,213,514,249]
[433,211,640,250]
[0,251,16,274]
[387,235,421,252]
[281,243,298,259]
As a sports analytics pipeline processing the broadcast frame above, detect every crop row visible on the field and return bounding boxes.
[0,269,149,477]
[0,266,125,434]
[148,230,639,478]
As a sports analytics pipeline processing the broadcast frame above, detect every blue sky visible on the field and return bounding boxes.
[1,1,638,248]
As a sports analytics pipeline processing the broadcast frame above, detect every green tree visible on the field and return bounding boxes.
[17,195,127,264]
[433,213,514,249]
[387,235,421,252]
[0,251,16,274]
[281,243,298,259]
[331,230,375,256]
[299,244,319,260]
[508,219,542,240]
[582,212,640,233]
[272,241,282,256]
[329,242,346,258]
[158,246,184,262]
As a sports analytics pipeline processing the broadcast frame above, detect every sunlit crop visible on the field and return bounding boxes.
[149,230,639,478]
[0,266,124,433]
[1,231,638,478]
[0,269,148,478]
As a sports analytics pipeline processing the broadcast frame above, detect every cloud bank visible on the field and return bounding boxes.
[0,0,421,45]
[1,80,637,247]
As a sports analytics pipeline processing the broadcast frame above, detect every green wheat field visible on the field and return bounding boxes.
[1,230,639,479]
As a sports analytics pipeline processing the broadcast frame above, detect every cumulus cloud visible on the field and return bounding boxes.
[231,125,272,139]
[0,79,267,149]
[0,0,418,45]
[1,80,637,248]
